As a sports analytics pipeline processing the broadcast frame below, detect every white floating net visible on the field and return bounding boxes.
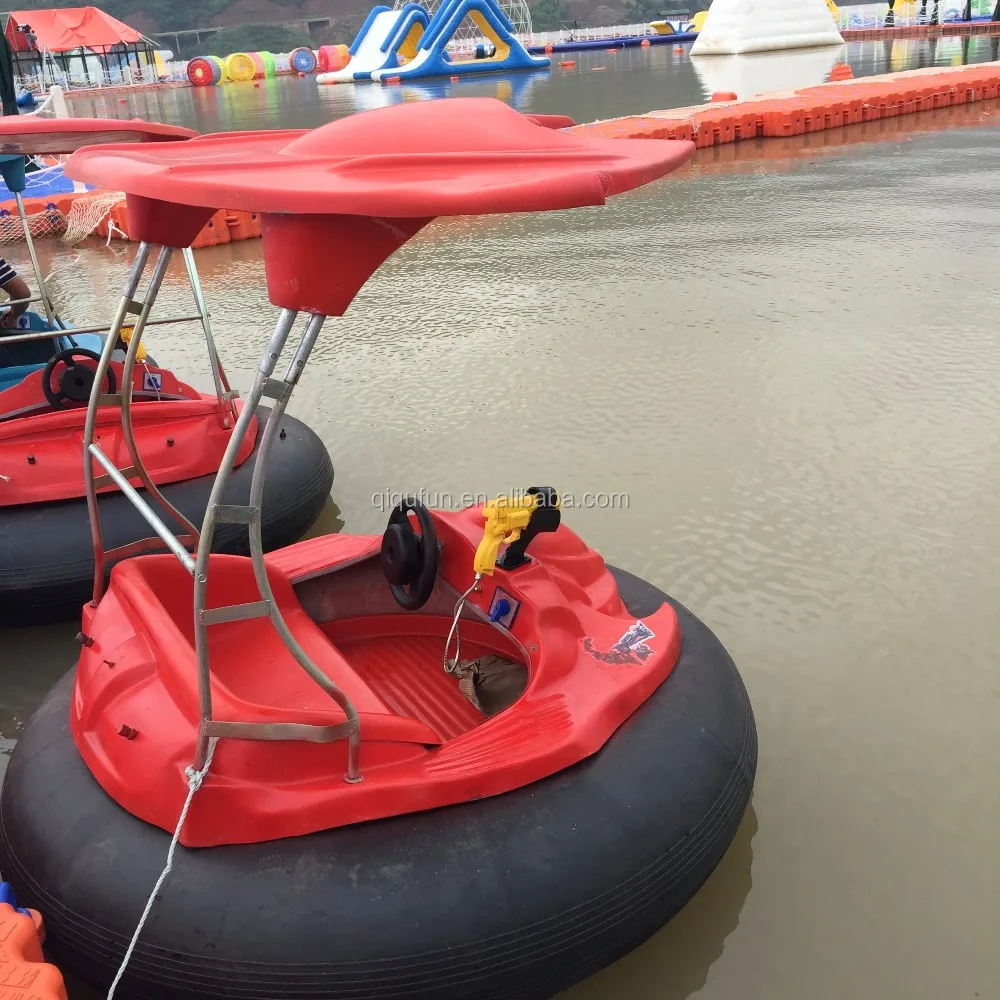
[0,189,127,246]
[0,208,64,244]
[62,189,127,245]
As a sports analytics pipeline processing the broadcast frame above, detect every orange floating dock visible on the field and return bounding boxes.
[568,62,1000,149]
[7,63,1000,248]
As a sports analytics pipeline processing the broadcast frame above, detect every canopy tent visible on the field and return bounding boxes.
[4,7,142,53]
[3,7,158,87]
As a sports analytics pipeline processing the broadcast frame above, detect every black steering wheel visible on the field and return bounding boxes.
[41,347,116,410]
[381,498,439,610]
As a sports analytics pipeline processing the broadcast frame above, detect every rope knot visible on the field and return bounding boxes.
[184,765,207,792]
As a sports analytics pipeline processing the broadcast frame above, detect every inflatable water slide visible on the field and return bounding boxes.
[318,0,549,83]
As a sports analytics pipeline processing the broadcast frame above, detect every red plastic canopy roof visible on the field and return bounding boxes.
[7,7,143,52]
[0,116,197,157]
[65,99,694,315]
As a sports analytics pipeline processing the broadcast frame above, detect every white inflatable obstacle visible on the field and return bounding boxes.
[320,9,410,83]
[691,0,844,56]
[690,46,842,97]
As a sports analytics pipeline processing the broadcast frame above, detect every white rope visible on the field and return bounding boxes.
[106,219,128,245]
[106,736,220,1000]
[443,573,482,675]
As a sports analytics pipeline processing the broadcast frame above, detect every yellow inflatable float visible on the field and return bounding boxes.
[651,11,708,34]
[224,52,257,82]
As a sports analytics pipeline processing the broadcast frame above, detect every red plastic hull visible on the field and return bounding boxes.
[0,360,255,506]
[71,509,682,846]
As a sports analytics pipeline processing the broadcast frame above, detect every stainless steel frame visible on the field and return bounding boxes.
[79,241,362,781]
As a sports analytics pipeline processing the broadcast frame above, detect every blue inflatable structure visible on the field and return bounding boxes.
[319,0,548,84]
[0,163,89,202]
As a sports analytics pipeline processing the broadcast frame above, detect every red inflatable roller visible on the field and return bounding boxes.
[317,44,350,72]
[186,57,218,87]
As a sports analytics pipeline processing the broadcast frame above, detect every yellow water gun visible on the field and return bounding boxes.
[119,323,147,362]
[474,487,561,575]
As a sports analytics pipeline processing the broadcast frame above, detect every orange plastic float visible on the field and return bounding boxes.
[92,201,264,246]
[560,59,575,68]
[192,209,232,248]
[225,209,262,241]
[571,63,1000,151]
[0,890,67,1000]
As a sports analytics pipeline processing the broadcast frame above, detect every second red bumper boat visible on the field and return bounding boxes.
[0,116,333,625]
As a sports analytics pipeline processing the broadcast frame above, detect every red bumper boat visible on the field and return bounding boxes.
[0,99,755,1000]
[0,117,333,625]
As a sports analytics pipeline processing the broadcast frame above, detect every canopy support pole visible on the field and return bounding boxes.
[13,191,56,328]
[190,308,362,781]
[182,246,237,427]
[81,242,204,605]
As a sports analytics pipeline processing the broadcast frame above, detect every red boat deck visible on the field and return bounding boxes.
[325,618,496,740]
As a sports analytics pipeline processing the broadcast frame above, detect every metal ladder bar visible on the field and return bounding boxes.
[116,247,202,550]
[13,191,56,328]
[1,294,65,317]
[190,310,362,782]
[87,444,196,573]
[192,307,299,763]
[102,533,197,565]
[77,240,261,604]
[83,243,153,604]
[0,314,209,345]
[82,244,206,598]
[247,313,361,782]
[182,247,238,427]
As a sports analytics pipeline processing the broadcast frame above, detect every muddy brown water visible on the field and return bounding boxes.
[2,37,999,1000]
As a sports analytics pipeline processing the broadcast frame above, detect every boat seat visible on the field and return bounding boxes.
[114,555,442,746]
